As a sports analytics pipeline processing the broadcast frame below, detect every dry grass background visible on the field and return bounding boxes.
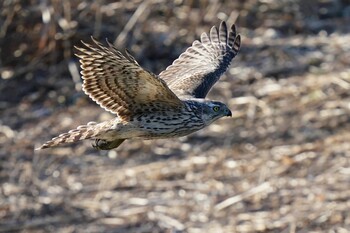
[1,0,350,232]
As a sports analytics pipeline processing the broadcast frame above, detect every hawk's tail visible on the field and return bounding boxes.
[35,122,103,150]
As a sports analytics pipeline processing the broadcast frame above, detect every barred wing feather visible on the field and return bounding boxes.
[159,21,241,99]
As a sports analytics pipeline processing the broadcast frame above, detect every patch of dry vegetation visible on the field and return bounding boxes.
[1,0,350,232]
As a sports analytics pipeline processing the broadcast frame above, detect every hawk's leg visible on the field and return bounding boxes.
[93,139,125,150]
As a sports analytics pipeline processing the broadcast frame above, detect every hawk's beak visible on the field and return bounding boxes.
[226,109,232,117]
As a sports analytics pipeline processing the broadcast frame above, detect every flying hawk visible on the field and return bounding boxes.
[37,21,241,150]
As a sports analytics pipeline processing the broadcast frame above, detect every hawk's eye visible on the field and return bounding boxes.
[213,106,220,112]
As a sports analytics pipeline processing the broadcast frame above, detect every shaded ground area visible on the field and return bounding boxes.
[1,0,350,232]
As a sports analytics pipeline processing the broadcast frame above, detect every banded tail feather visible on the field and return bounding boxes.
[36,122,101,150]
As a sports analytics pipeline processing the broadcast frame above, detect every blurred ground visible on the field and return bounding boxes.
[1,0,350,232]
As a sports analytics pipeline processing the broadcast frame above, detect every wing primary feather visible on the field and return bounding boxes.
[200,32,210,44]
[219,21,228,45]
[233,35,241,52]
[231,24,237,37]
[209,26,219,43]
[228,24,237,47]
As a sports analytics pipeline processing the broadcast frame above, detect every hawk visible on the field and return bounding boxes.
[36,21,241,150]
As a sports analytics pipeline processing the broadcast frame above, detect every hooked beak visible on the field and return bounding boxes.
[226,109,232,117]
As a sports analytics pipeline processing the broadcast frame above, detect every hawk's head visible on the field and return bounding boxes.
[197,100,232,125]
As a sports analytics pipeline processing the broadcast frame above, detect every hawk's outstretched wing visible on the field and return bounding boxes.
[159,21,241,99]
[75,38,183,121]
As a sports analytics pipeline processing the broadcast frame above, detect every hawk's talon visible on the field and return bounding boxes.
[92,139,109,150]
[92,139,125,150]
[92,139,102,150]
